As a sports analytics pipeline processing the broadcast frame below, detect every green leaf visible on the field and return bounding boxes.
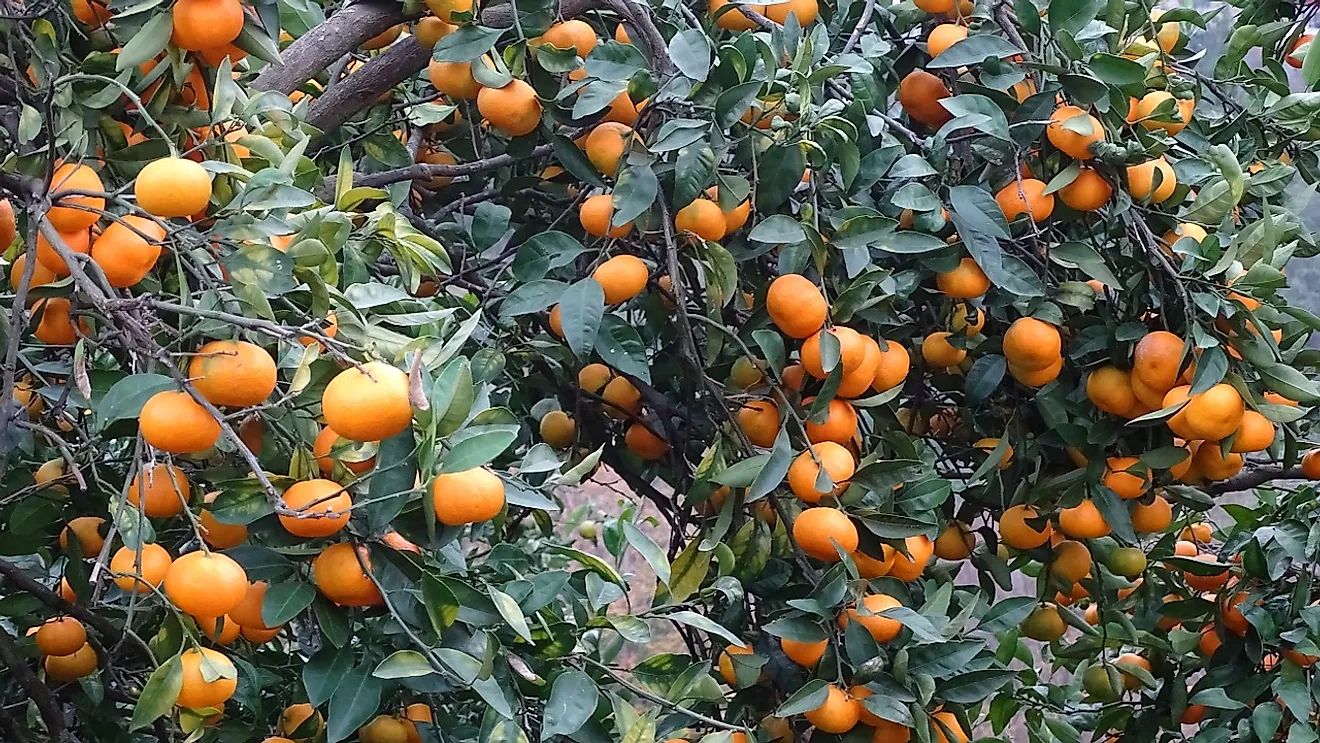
[749,215,807,244]
[663,610,743,647]
[1049,0,1102,36]
[422,575,461,635]
[1050,242,1121,288]
[757,144,807,211]
[937,669,1015,703]
[541,669,599,740]
[367,428,418,531]
[949,186,1009,240]
[673,145,717,208]
[373,650,435,679]
[129,655,182,730]
[96,373,174,426]
[749,427,793,501]
[262,580,316,627]
[775,679,830,716]
[441,429,518,472]
[558,278,605,359]
[1261,363,1320,404]
[613,164,659,226]
[326,666,384,743]
[501,280,567,318]
[1087,54,1147,86]
[490,587,533,642]
[927,35,1024,68]
[624,521,671,586]
[669,29,711,81]
[206,484,273,525]
[304,646,355,706]
[432,25,504,62]
[546,545,627,587]
[513,232,588,282]
[977,597,1035,633]
[668,539,710,603]
[714,454,771,487]
[965,355,1006,403]
[594,315,651,384]
[116,11,174,71]
[715,81,763,129]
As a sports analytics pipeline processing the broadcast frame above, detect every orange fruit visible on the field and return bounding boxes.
[1058,168,1112,211]
[1192,442,1243,481]
[1127,157,1177,203]
[995,178,1054,221]
[414,17,456,47]
[625,422,669,460]
[872,720,913,743]
[322,361,412,441]
[9,253,57,292]
[840,593,902,641]
[974,437,1013,469]
[128,462,191,517]
[578,363,613,393]
[674,198,727,241]
[414,150,457,189]
[60,515,106,557]
[603,91,646,126]
[600,376,642,418]
[1021,603,1066,641]
[242,625,282,643]
[432,468,505,525]
[804,685,860,734]
[136,157,212,217]
[227,581,270,629]
[0,199,12,248]
[927,23,967,56]
[1047,106,1105,160]
[592,254,649,304]
[47,163,104,233]
[898,70,952,128]
[705,186,750,234]
[44,644,97,681]
[110,542,173,593]
[710,0,763,31]
[178,647,238,708]
[921,331,966,367]
[35,617,88,656]
[584,122,632,177]
[1133,91,1188,135]
[1115,652,1150,689]
[33,297,87,345]
[767,274,828,339]
[1086,366,1137,417]
[1131,495,1172,533]
[313,426,377,475]
[72,0,113,26]
[804,398,859,445]
[428,60,481,99]
[738,399,780,448]
[425,0,473,23]
[888,535,935,581]
[1050,539,1091,582]
[950,303,985,335]
[477,79,542,137]
[717,644,754,684]
[540,410,576,449]
[1002,317,1061,372]
[579,194,633,238]
[171,0,244,50]
[999,504,1052,549]
[914,0,954,10]
[90,215,167,287]
[1058,499,1111,539]
[837,336,882,397]
[934,522,974,559]
[1183,383,1244,440]
[793,508,859,561]
[280,479,352,537]
[1221,593,1249,636]
[164,551,248,617]
[802,327,867,378]
[1302,449,1320,479]
[189,340,278,408]
[1009,356,1063,387]
[1103,456,1149,499]
[538,19,597,55]
[787,442,855,503]
[851,547,895,578]
[360,24,403,50]
[35,227,91,276]
[873,340,910,392]
[199,498,248,549]
[313,543,384,607]
[1288,34,1314,67]
[1132,330,1184,393]
[196,615,242,645]
[930,710,968,743]
[140,390,221,453]
[763,0,818,23]
[936,257,990,298]
[1162,386,1197,439]
[780,636,828,667]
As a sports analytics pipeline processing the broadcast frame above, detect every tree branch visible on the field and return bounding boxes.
[306,40,432,133]
[1206,465,1304,494]
[481,0,673,74]
[336,143,554,191]
[0,626,68,743]
[252,1,413,95]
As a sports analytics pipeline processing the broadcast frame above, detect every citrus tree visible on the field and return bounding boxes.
[4,0,1320,740]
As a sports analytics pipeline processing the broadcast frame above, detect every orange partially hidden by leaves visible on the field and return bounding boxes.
[280,479,353,537]
[538,19,598,56]
[592,254,649,304]
[33,298,86,345]
[1288,34,1314,67]
[766,274,827,339]
[788,441,855,503]
[164,550,249,617]
[60,515,105,557]
[72,0,114,26]
[763,0,818,24]
[90,216,166,287]
[995,179,1054,222]
[227,580,270,629]
[178,647,238,708]
[196,614,242,644]
[313,542,384,607]
[432,467,506,525]
[47,163,104,233]
[579,194,633,238]
[35,224,92,277]
[140,390,221,453]
[199,494,248,549]
[898,70,952,128]
[1182,383,1244,441]
[477,79,543,137]
[793,507,858,561]
[1127,157,1177,204]
[1058,168,1112,211]
[360,23,403,50]
[803,685,860,734]
[625,422,670,460]
[936,257,990,299]
[802,327,867,378]
[322,361,412,442]
[780,636,828,667]
[428,60,482,99]
[1058,498,1110,538]
[314,426,377,475]
[171,0,245,51]
[921,331,965,368]
[135,157,213,218]
[10,254,57,292]
[1046,105,1105,160]
[934,522,975,559]
[584,122,632,177]
[927,23,967,57]
[710,0,763,31]
[675,198,727,241]
[128,462,191,517]
[999,504,1051,549]
[889,535,936,581]
[804,398,859,445]
[189,340,278,408]
[706,186,750,234]
[35,617,88,656]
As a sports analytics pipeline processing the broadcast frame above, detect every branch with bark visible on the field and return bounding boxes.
[1206,465,1304,494]
[0,625,69,743]
[306,40,433,133]
[252,1,414,95]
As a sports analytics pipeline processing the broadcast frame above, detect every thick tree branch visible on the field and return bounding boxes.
[252,1,413,95]
[306,40,433,133]
[0,626,68,743]
[1206,465,1304,494]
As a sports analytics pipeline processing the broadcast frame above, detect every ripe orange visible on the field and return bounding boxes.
[165,551,248,617]
[841,593,902,641]
[322,361,412,441]
[140,390,221,453]
[851,547,895,578]
[804,685,860,734]
[584,122,632,177]
[1131,495,1172,533]
[1302,449,1320,479]
[35,617,87,656]
[578,363,613,393]
[189,340,278,408]
[1047,106,1105,160]
[477,79,542,137]
[1114,652,1151,689]
[793,508,859,561]
[927,23,967,57]
[934,522,975,559]
[601,376,642,418]
[414,150,457,189]
[10,253,57,292]
[428,60,481,99]
[1127,157,1177,203]
[837,336,882,397]
[314,426,377,475]
[950,303,985,335]
[803,399,859,445]
[171,0,244,50]
[675,198,727,241]
[72,0,113,26]
[90,215,166,287]
[625,422,669,460]
[1104,456,1149,499]
[540,410,576,449]
[313,543,384,607]
[787,442,855,502]
[780,636,828,667]
[873,340,910,392]
[33,298,87,345]
[1050,539,1091,582]
[110,542,173,593]
[898,70,952,128]
[242,625,282,643]
[425,0,473,22]
[592,254,649,304]
[197,615,242,644]
[995,178,1054,221]
[35,226,91,276]
[47,163,104,233]
[432,467,505,525]
[738,399,780,448]
[888,535,935,581]
[414,17,456,47]
[974,437,1013,469]
[710,0,762,31]
[136,157,212,217]
[360,716,412,743]
[361,24,403,50]
[717,644,754,684]
[538,19,597,55]
[913,0,954,10]
[227,581,270,629]
[60,515,105,557]
[802,327,867,378]
[1009,355,1063,387]
[1058,499,1111,539]
[921,331,966,368]
[1183,383,1244,440]
[1288,34,1314,67]
[936,257,990,298]
[1192,442,1243,481]
[767,274,828,339]
[763,0,818,23]
[579,194,633,238]
[1003,317,1061,372]
[178,647,238,708]
[199,497,248,549]
[930,711,968,743]
[0,199,11,248]
[998,504,1052,549]
[1086,366,1137,417]
[1162,385,1197,439]
[1058,168,1112,211]
[1133,91,1188,135]
[1132,330,1184,393]
[128,462,191,517]
[44,643,97,681]
[705,186,750,234]
[280,479,352,537]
